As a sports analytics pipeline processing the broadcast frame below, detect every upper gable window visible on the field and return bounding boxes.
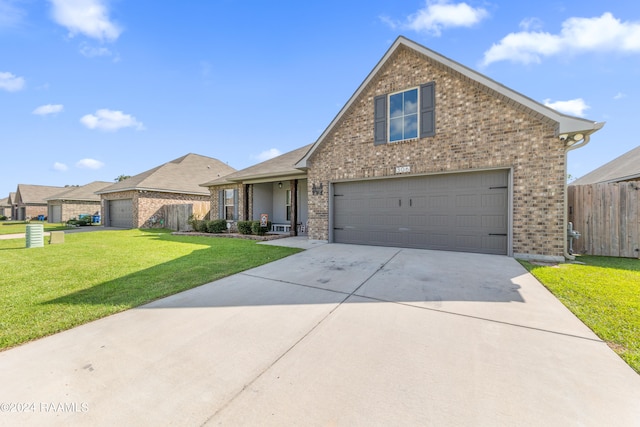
[374,82,435,145]
[389,88,418,142]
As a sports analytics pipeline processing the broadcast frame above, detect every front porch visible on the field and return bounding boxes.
[250,179,308,236]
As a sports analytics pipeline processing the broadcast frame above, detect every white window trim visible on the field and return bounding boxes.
[224,189,234,221]
[388,86,419,143]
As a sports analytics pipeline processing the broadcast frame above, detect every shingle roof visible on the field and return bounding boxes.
[16,184,66,204]
[97,153,236,195]
[571,145,640,185]
[296,36,604,169]
[0,197,9,208]
[8,192,16,204]
[201,144,312,187]
[46,181,113,202]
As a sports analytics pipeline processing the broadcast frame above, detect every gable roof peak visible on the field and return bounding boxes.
[296,35,604,169]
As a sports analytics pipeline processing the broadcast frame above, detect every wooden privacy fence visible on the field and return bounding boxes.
[163,202,210,231]
[568,182,640,258]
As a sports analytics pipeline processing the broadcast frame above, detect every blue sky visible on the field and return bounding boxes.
[1,0,639,199]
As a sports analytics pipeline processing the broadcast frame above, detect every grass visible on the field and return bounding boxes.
[520,256,640,373]
[0,220,70,235]
[0,228,301,350]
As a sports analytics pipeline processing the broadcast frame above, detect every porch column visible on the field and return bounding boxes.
[290,179,298,236]
[243,184,251,221]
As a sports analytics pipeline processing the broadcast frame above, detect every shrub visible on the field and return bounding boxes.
[237,221,253,235]
[251,220,272,236]
[0,215,7,221]
[207,219,228,234]
[203,220,214,233]
[190,220,204,232]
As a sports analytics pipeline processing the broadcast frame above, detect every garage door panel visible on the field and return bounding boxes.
[427,194,449,209]
[456,215,481,228]
[482,214,506,229]
[482,193,505,208]
[456,235,481,250]
[333,170,508,254]
[50,205,61,223]
[109,199,133,228]
[455,194,480,208]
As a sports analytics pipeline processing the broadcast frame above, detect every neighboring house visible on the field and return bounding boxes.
[207,36,604,261]
[570,145,640,185]
[45,181,113,223]
[0,197,9,218]
[568,145,640,258]
[14,184,66,220]
[202,144,312,234]
[8,192,17,220]
[96,153,236,228]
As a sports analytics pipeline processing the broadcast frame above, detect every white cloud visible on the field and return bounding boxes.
[544,98,590,117]
[0,0,26,28]
[33,104,64,116]
[53,162,68,171]
[519,17,543,32]
[76,158,104,169]
[254,148,282,162]
[613,92,627,100]
[0,71,25,92]
[402,0,489,36]
[49,0,122,41]
[483,13,640,66]
[80,109,145,132]
[79,42,112,57]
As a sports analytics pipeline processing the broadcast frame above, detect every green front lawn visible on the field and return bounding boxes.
[521,256,640,373]
[0,229,301,350]
[0,221,70,235]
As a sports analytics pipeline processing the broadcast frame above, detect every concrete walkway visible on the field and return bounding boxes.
[0,241,639,426]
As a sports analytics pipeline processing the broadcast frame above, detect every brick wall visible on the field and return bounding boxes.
[306,46,566,259]
[207,184,245,222]
[136,191,210,228]
[62,201,101,222]
[102,191,211,228]
[22,205,48,220]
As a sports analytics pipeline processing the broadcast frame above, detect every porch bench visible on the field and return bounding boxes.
[271,223,291,233]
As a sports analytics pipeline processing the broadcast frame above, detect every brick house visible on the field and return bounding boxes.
[0,196,10,219]
[8,192,17,220]
[97,153,236,228]
[45,181,112,223]
[207,36,604,261]
[14,184,66,220]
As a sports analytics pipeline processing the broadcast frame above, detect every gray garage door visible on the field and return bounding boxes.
[333,170,508,254]
[50,205,62,223]
[108,199,133,228]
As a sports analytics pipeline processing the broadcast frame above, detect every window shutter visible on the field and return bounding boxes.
[420,82,435,138]
[374,94,387,145]
[233,189,238,221]
[218,190,224,219]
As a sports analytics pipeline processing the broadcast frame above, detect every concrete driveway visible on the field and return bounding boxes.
[1,241,639,426]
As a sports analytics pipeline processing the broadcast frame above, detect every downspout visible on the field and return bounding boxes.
[563,134,591,261]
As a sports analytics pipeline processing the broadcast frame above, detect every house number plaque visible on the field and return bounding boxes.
[395,166,411,174]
